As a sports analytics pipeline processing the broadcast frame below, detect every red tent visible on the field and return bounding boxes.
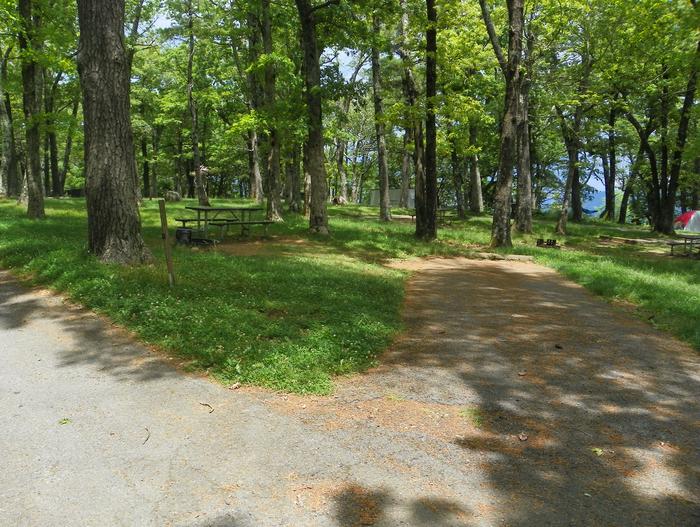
[674,211,700,232]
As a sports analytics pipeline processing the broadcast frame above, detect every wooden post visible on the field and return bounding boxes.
[158,200,175,287]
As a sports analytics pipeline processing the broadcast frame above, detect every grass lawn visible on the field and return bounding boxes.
[1,198,698,393]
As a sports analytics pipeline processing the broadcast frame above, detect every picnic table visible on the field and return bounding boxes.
[668,234,700,256]
[177,205,271,240]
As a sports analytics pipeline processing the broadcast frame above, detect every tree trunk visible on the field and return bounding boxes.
[452,143,466,218]
[482,0,524,247]
[372,15,391,222]
[45,71,62,197]
[57,96,79,196]
[399,128,412,208]
[0,47,19,197]
[18,0,45,218]
[262,0,282,221]
[416,0,438,240]
[571,164,583,222]
[515,64,532,232]
[295,0,329,234]
[141,136,150,198]
[619,150,641,224]
[150,126,160,198]
[302,140,311,216]
[287,143,302,212]
[604,106,617,221]
[186,0,209,206]
[77,0,150,263]
[556,123,578,235]
[468,123,483,213]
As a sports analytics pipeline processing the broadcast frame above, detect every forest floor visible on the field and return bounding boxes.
[2,257,699,526]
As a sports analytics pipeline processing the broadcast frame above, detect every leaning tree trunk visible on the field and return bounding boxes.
[77,0,151,264]
[371,15,391,222]
[296,0,329,234]
[399,128,412,208]
[18,0,45,218]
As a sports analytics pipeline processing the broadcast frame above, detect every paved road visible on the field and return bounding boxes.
[1,261,699,526]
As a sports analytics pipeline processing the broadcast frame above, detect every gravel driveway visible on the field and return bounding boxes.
[1,259,698,526]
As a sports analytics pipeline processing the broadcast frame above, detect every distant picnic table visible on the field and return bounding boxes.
[176,205,272,240]
[668,234,700,257]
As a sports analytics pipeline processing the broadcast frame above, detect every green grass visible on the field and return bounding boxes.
[0,198,698,395]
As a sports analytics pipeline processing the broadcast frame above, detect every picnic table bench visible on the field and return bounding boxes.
[175,206,270,244]
[668,235,700,256]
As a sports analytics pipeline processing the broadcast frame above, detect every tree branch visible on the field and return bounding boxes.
[478,0,507,73]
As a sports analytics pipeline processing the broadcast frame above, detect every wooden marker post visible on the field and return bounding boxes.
[158,199,175,287]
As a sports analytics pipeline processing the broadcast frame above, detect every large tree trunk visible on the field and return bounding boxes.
[186,0,209,206]
[18,0,45,218]
[77,0,150,263]
[372,15,391,222]
[480,0,524,247]
[468,123,484,213]
[295,0,329,234]
[262,0,282,222]
[416,0,437,240]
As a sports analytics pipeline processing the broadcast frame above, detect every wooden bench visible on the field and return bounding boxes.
[210,219,275,237]
[668,238,700,256]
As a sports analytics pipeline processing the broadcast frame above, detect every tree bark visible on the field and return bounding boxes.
[468,122,483,213]
[481,0,524,247]
[141,136,150,198]
[295,0,332,234]
[372,15,391,222]
[399,127,412,208]
[150,126,160,198]
[18,0,45,218]
[262,0,282,221]
[186,0,209,206]
[515,62,532,233]
[604,106,617,221]
[451,142,465,218]
[0,46,19,197]
[77,0,151,263]
[58,96,80,196]
[287,143,302,212]
[44,71,62,197]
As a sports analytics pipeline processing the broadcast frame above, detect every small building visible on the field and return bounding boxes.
[369,189,415,208]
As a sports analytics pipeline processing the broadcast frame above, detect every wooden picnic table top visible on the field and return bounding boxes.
[185,206,264,212]
[677,233,700,240]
